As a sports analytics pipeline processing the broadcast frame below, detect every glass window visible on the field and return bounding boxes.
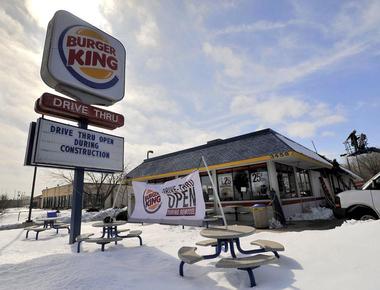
[217,173,234,201]
[233,170,251,200]
[200,174,214,202]
[250,168,270,200]
[371,177,380,190]
[276,163,297,198]
[296,169,312,197]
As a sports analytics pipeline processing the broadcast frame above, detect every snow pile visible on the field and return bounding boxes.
[82,207,127,222]
[0,208,46,229]
[57,207,127,223]
[340,219,376,227]
[269,218,283,229]
[288,206,334,221]
[0,208,128,229]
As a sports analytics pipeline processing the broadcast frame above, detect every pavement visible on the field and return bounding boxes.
[271,218,345,232]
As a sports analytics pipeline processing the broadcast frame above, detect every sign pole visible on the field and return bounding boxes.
[26,166,37,222]
[201,156,227,228]
[69,119,87,244]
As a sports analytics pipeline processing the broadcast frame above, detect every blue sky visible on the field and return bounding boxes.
[0,0,379,196]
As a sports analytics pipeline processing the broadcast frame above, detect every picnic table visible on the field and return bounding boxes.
[92,220,127,238]
[200,225,257,258]
[77,221,142,252]
[36,216,60,228]
[179,225,284,287]
[26,215,70,240]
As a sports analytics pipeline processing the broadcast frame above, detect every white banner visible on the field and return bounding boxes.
[130,171,205,225]
[32,118,124,172]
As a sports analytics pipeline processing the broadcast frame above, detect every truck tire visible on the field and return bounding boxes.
[348,206,379,220]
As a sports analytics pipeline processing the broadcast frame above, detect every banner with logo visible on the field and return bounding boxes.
[130,171,205,226]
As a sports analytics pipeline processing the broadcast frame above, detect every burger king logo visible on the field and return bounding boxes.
[58,25,119,89]
[143,189,161,214]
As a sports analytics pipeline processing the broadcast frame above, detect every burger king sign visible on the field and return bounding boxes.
[41,10,126,106]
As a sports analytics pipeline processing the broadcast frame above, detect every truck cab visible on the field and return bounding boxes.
[336,172,380,220]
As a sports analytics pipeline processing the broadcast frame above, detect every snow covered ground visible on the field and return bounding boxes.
[0,208,46,228]
[0,208,379,290]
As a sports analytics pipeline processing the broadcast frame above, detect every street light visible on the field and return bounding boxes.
[146,150,154,159]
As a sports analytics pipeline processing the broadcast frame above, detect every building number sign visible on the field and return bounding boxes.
[270,151,290,159]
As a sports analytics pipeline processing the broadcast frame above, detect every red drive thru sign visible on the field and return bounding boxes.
[35,93,124,130]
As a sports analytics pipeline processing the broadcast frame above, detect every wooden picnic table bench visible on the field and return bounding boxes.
[53,223,70,234]
[116,230,143,246]
[24,226,47,240]
[178,247,204,276]
[250,239,285,258]
[76,233,122,253]
[215,254,276,287]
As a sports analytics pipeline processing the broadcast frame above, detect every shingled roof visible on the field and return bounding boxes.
[127,128,331,179]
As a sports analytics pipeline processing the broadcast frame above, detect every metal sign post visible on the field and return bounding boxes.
[201,156,227,228]
[26,166,37,222]
[69,119,87,244]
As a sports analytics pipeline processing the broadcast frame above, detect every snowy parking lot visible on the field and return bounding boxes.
[0,208,379,290]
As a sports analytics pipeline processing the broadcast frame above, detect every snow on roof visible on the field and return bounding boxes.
[275,133,332,168]
[339,166,363,181]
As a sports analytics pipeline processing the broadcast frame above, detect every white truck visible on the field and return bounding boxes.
[336,172,380,220]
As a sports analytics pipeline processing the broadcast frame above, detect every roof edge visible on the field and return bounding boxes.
[142,128,274,163]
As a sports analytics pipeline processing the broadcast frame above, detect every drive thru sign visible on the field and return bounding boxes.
[27,10,127,244]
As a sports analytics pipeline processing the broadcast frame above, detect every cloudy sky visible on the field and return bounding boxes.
[1,0,379,197]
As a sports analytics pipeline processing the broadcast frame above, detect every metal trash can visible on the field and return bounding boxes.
[251,204,269,228]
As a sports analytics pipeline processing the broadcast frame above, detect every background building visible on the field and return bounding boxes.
[41,183,128,209]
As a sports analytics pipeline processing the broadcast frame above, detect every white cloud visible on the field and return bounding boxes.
[321,131,336,137]
[145,57,162,70]
[230,95,309,124]
[230,95,346,138]
[136,19,159,47]
[25,0,113,32]
[213,20,288,36]
[202,42,243,77]
[285,122,317,138]
[0,0,376,196]
[333,0,380,40]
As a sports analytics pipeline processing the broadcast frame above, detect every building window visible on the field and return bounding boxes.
[296,169,312,197]
[200,174,214,202]
[217,173,234,201]
[214,164,271,201]
[233,170,251,200]
[276,163,297,198]
[250,167,270,200]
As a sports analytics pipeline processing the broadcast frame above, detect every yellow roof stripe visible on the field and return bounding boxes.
[289,151,332,168]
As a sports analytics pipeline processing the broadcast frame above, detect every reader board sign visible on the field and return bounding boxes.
[130,171,205,226]
[31,118,124,172]
[41,10,126,106]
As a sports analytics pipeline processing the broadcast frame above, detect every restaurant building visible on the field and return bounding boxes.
[127,129,361,219]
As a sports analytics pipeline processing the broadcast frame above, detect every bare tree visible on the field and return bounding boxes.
[49,167,128,209]
[346,153,380,182]
[50,169,75,184]
[85,171,126,208]
[0,194,10,212]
